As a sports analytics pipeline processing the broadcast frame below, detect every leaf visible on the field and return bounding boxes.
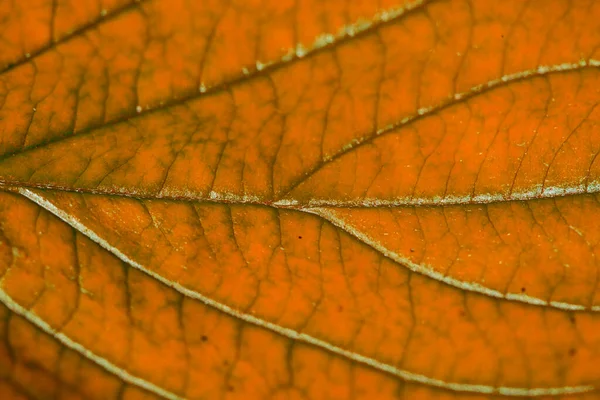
[1,0,600,399]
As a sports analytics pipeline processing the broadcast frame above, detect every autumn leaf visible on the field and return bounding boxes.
[1,0,600,399]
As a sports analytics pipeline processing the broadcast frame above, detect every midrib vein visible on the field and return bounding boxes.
[15,179,600,313]
[17,188,597,397]
[1,61,598,208]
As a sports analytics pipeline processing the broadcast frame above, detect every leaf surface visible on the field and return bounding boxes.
[1,0,600,399]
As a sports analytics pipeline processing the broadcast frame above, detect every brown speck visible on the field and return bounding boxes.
[201,335,208,342]
[569,348,577,356]
[298,236,302,239]
[521,287,526,293]
[410,248,415,253]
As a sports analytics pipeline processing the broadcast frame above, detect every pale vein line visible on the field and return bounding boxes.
[198,0,428,92]
[308,207,600,312]
[276,60,600,205]
[0,0,430,168]
[2,62,599,206]
[18,188,596,396]
[0,289,183,400]
[279,180,600,208]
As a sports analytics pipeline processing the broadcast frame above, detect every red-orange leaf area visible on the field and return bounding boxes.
[1,0,600,399]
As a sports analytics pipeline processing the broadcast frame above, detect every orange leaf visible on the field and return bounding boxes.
[1,0,600,399]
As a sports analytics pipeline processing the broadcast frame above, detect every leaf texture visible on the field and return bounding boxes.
[1,0,600,399]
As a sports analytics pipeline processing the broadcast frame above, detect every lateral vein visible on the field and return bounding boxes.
[0,288,184,400]
[19,188,597,397]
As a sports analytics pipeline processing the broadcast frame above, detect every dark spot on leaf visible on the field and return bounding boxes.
[569,315,576,324]
[569,348,577,356]
[410,248,415,252]
[24,361,41,370]
[201,335,208,342]
[298,236,302,239]
[521,287,526,293]
[228,385,235,392]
